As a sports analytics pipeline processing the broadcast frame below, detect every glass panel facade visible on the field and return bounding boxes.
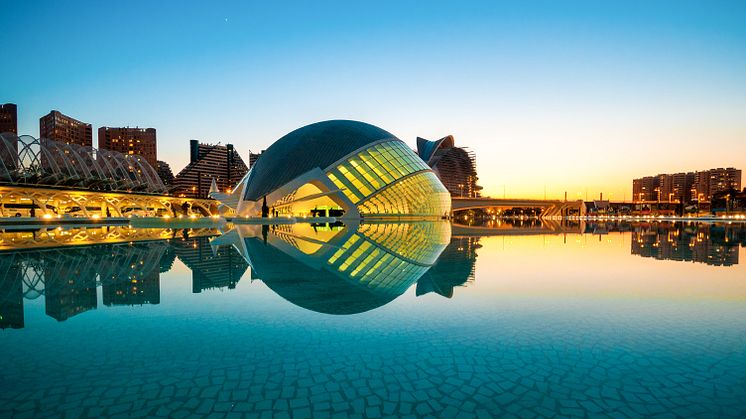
[358,222,451,265]
[358,171,451,217]
[323,223,446,295]
[326,141,430,205]
[323,140,449,218]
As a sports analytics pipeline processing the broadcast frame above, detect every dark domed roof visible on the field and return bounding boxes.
[244,237,399,315]
[243,120,398,201]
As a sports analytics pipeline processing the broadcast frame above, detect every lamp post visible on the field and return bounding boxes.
[458,184,464,198]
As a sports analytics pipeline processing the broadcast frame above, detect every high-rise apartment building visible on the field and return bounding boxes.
[249,150,264,168]
[156,160,175,186]
[0,103,18,134]
[671,172,695,203]
[39,110,93,147]
[173,140,248,198]
[635,168,741,203]
[632,176,658,202]
[708,168,741,196]
[98,127,157,167]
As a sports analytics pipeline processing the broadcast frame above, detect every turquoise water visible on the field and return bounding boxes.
[1,221,746,417]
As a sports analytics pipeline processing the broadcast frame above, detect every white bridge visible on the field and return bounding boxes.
[451,197,586,218]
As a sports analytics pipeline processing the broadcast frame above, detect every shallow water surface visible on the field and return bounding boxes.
[1,221,745,417]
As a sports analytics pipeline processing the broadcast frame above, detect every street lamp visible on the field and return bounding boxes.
[458,184,464,198]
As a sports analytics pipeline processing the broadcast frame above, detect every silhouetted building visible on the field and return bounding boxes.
[173,140,248,198]
[98,126,157,167]
[671,172,695,203]
[417,135,481,198]
[0,258,24,329]
[633,176,657,202]
[39,110,92,147]
[156,160,175,186]
[0,103,17,134]
[249,150,264,168]
[0,104,18,171]
[416,237,479,298]
[635,168,741,203]
[631,223,744,266]
[171,236,248,292]
[103,271,160,306]
[44,273,97,322]
[708,168,742,199]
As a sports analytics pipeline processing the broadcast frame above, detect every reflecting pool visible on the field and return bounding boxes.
[1,221,745,417]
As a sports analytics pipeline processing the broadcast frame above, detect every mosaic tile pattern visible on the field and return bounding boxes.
[2,299,745,418]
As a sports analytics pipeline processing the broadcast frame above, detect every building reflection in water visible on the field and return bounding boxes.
[629,222,746,266]
[583,221,746,267]
[5,221,742,329]
[171,236,248,293]
[211,221,452,314]
[416,237,481,298]
[0,222,455,326]
[0,227,220,328]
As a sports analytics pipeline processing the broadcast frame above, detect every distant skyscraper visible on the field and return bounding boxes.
[173,140,248,198]
[98,126,157,167]
[39,110,93,147]
[0,103,18,135]
[416,135,481,198]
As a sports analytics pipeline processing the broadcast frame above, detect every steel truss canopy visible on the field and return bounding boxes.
[0,133,166,194]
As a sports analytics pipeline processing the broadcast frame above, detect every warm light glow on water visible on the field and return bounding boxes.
[1,222,745,416]
[470,233,746,302]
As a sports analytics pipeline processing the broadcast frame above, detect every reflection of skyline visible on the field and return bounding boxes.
[7,221,742,329]
[0,232,249,329]
[630,223,745,266]
[582,221,746,266]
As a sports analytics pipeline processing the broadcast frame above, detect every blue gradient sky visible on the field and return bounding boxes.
[2,1,745,198]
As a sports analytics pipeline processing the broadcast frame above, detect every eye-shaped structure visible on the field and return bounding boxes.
[211,221,451,315]
[215,120,451,219]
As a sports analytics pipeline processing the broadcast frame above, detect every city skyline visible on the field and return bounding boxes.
[2,1,745,199]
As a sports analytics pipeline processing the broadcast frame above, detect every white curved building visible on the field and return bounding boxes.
[212,120,451,220]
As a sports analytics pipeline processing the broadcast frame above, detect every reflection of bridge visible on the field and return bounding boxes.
[451,219,584,237]
[452,197,585,217]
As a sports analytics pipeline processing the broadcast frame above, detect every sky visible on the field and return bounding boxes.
[1,0,745,199]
